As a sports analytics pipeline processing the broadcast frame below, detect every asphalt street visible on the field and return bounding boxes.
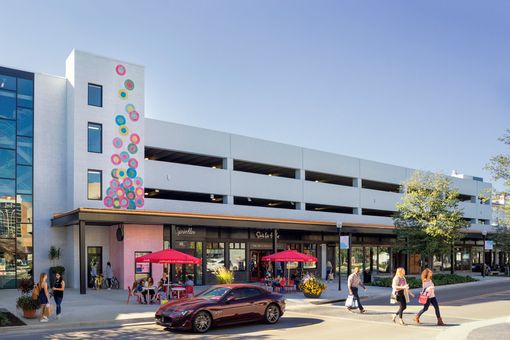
[2,280,509,340]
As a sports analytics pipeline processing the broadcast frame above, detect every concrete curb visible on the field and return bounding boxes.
[0,316,154,335]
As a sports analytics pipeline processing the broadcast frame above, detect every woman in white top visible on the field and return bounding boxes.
[414,268,445,326]
[391,267,415,325]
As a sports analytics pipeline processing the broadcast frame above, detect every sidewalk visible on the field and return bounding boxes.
[0,274,508,334]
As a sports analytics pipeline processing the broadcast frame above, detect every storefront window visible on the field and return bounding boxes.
[442,254,451,270]
[336,247,348,275]
[229,243,246,271]
[207,242,225,272]
[378,247,390,273]
[134,251,151,282]
[303,244,317,269]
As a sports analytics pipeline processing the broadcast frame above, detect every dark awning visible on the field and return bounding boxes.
[51,208,339,232]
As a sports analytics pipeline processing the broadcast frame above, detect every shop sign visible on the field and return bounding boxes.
[253,230,280,240]
[250,243,273,250]
[174,226,205,239]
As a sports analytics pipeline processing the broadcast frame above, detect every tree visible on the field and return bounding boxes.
[393,171,469,273]
[485,129,510,264]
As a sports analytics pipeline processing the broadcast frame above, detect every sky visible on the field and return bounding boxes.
[2,0,509,189]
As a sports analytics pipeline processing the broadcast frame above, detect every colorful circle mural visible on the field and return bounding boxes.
[135,187,144,197]
[107,63,144,210]
[115,115,126,126]
[118,89,128,100]
[116,64,126,76]
[119,125,129,136]
[127,168,137,179]
[127,143,138,154]
[125,79,135,91]
[113,137,123,148]
[111,154,121,165]
[104,196,114,208]
[125,104,135,113]
[123,177,133,188]
[130,133,140,144]
[129,110,140,122]
[128,158,138,168]
[120,151,130,162]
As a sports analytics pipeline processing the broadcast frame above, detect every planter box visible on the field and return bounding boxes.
[22,309,37,319]
[303,292,322,298]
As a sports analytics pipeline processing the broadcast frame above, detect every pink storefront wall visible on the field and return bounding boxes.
[109,224,164,290]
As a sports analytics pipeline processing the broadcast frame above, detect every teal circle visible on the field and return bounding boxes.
[127,168,137,179]
[115,115,126,126]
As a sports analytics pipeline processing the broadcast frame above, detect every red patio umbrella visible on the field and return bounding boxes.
[135,248,202,264]
[262,250,317,282]
[261,249,318,263]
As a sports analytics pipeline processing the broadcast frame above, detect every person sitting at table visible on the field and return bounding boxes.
[134,279,147,304]
[142,277,156,304]
[184,275,194,287]
[155,279,166,301]
[161,272,169,285]
[271,275,283,291]
[291,271,302,291]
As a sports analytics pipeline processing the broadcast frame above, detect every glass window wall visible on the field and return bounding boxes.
[229,243,246,271]
[206,242,225,272]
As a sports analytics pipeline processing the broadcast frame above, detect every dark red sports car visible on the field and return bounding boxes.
[155,284,285,333]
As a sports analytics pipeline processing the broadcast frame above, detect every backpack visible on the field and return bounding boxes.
[32,283,40,300]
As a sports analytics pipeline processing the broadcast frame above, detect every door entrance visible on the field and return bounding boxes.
[87,246,102,288]
[249,250,270,281]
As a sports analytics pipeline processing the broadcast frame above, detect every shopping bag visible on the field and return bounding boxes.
[390,293,397,305]
[345,294,358,308]
[418,289,429,304]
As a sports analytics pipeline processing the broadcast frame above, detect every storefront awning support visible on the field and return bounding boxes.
[79,220,86,294]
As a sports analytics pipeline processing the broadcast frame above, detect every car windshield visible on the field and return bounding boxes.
[197,287,230,300]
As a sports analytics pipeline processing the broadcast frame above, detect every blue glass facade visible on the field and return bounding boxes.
[0,67,34,288]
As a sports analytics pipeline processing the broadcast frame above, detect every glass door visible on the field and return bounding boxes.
[87,246,102,288]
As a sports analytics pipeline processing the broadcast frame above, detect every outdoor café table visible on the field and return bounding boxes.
[171,286,186,299]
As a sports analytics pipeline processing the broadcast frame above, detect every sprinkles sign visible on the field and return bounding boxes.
[104,64,144,210]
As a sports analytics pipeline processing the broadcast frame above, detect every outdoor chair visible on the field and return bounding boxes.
[127,286,141,304]
[185,285,194,298]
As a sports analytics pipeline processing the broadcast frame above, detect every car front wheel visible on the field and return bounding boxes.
[264,303,281,324]
[192,311,212,333]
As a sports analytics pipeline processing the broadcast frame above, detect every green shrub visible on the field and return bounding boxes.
[370,274,478,288]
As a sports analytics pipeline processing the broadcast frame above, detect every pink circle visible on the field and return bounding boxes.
[116,189,125,198]
[123,178,133,188]
[111,154,121,165]
[104,196,114,208]
[110,179,120,189]
[134,177,143,186]
[135,187,144,197]
[128,158,138,169]
[113,137,123,149]
[116,64,126,76]
[129,111,140,122]
[135,197,145,208]
[120,197,129,208]
[130,133,140,144]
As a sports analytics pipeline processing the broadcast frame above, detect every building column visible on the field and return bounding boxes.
[79,220,86,295]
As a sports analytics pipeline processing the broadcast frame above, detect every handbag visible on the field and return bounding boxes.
[418,289,429,305]
[345,294,358,308]
[390,292,397,304]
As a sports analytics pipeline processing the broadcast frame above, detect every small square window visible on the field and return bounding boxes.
[87,169,102,200]
[88,83,102,107]
[88,123,102,153]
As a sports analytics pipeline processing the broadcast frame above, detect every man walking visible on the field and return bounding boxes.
[347,267,367,313]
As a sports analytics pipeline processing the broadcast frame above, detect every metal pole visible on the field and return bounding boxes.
[338,223,342,291]
[482,233,486,278]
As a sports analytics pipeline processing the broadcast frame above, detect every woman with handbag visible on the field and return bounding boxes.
[414,268,445,326]
[391,267,415,325]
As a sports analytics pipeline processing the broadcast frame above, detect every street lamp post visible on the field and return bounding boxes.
[482,229,487,278]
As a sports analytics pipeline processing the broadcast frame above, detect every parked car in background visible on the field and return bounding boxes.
[155,284,285,333]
